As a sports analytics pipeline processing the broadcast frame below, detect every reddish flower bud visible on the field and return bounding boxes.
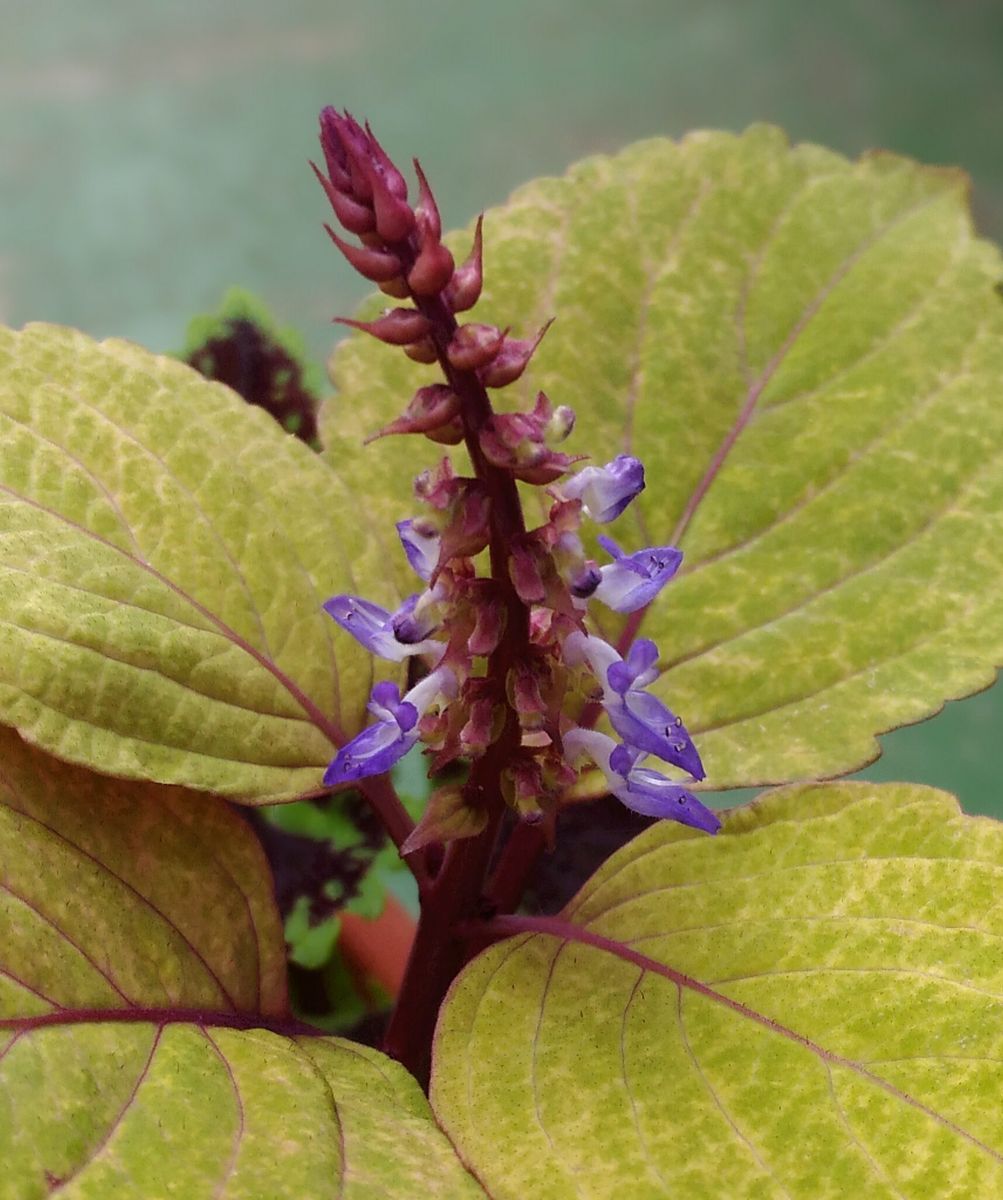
[404,336,439,364]
[425,419,465,445]
[444,217,484,312]
[407,241,456,297]
[336,308,431,345]
[323,225,403,282]
[478,392,583,484]
[446,323,506,371]
[364,384,461,443]
[378,276,411,299]
[365,160,415,242]
[325,110,373,201]
[318,107,351,190]
[310,161,375,235]
[412,160,442,242]
[480,319,554,388]
[363,121,409,199]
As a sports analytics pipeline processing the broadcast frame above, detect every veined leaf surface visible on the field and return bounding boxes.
[0,324,402,800]
[323,127,1003,787]
[0,730,481,1199]
[432,782,1003,1198]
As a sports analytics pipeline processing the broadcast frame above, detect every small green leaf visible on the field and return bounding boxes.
[0,729,482,1197]
[285,897,341,969]
[432,782,1003,1198]
[323,128,1003,788]
[0,323,405,800]
[179,286,325,447]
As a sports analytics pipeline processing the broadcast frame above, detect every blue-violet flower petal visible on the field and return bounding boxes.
[396,519,440,582]
[562,455,645,523]
[323,667,455,786]
[565,728,718,834]
[323,593,442,661]
[592,536,683,613]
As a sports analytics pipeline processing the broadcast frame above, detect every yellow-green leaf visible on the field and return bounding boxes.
[432,782,1003,1198]
[0,726,286,1017]
[0,730,482,1198]
[0,324,401,800]
[323,128,1003,788]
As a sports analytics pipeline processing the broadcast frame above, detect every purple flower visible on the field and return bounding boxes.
[564,633,704,780]
[324,667,455,786]
[564,728,719,834]
[562,455,645,523]
[396,519,440,582]
[592,536,682,613]
[323,594,442,661]
[605,639,704,780]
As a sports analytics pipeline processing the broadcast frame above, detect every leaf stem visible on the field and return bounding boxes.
[0,1007,322,1037]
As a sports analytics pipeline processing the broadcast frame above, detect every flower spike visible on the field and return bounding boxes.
[315,107,711,842]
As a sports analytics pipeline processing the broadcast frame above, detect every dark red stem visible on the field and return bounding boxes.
[380,260,539,1087]
[485,818,547,913]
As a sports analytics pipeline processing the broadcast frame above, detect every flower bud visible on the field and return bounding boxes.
[363,120,409,199]
[378,277,411,299]
[323,110,373,200]
[569,562,601,599]
[478,393,583,484]
[364,384,461,443]
[311,161,375,235]
[446,323,506,371]
[480,319,553,388]
[324,225,403,282]
[407,241,456,297]
[396,517,441,580]
[336,308,431,345]
[365,164,415,242]
[318,107,352,190]
[425,419,465,445]
[546,404,576,443]
[403,336,439,363]
[412,160,442,242]
[444,217,484,312]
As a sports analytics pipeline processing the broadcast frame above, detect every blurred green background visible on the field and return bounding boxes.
[5,0,1002,815]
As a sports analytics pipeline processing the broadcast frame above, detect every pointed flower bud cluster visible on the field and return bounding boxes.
[316,110,719,844]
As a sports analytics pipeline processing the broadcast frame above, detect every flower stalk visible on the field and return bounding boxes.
[313,109,716,1085]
